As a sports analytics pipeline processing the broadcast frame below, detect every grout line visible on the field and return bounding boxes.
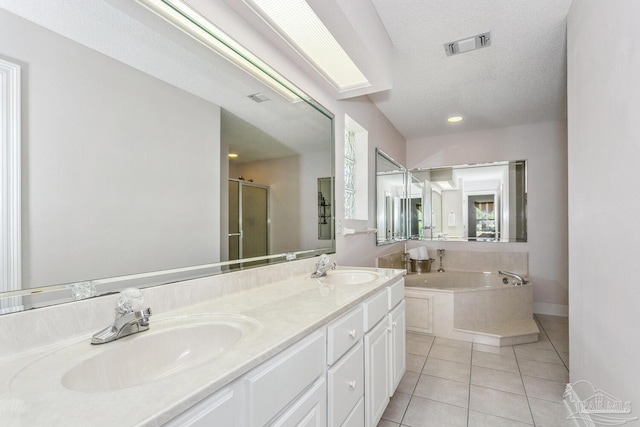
[513,336,537,426]
[535,314,570,372]
[467,347,474,426]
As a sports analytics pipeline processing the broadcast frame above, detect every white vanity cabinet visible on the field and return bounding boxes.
[389,300,406,392]
[363,277,406,426]
[326,306,365,426]
[243,330,326,427]
[164,387,235,427]
[164,275,405,427]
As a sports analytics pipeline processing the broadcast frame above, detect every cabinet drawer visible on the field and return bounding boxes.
[328,342,364,427]
[244,330,325,427]
[327,306,363,365]
[387,278,404,310]
[341,397,364,427]
[164,387,234,427]
[363,290,387,332]
[270,377,326,427]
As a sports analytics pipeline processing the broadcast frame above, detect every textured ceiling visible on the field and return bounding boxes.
[368,0,572,140]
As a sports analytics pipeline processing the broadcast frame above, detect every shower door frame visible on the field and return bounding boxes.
[228,179,270,262]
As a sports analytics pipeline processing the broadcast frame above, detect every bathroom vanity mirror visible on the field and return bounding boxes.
[0,1,334,314]
[376,149,407,245]
[411,160,527,242]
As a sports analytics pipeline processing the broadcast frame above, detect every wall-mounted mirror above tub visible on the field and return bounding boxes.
[0,1,334,314]
[376,149,407,245]
[410,160,527,242]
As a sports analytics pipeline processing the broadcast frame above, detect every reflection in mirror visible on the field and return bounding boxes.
[410,161,527,242]
[0,2,334,314]
[376,149,407,245]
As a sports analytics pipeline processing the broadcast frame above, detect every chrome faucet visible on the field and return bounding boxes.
[311,254,336,278]
[91,288,152,344]
[498,271,529,286]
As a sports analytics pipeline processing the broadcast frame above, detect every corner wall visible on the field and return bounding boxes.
[567,0,640,413]
[406,121,568,314]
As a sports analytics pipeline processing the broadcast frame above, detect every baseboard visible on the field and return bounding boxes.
[533,302,568,317]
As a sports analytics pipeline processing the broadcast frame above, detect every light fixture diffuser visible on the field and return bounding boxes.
[244,0,370,92]
[447,116,463,123]
[136,0,305,102]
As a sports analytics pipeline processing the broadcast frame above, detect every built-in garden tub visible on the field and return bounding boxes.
[404,271,539,346]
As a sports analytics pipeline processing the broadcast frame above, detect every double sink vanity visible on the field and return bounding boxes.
[1,262,406,427]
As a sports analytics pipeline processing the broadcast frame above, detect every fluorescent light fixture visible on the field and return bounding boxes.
[136,0,305,102]
[243,0,370,92]
[228,153,238,158]
[447,116,463,123]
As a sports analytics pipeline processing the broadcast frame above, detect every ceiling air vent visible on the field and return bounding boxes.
[444,32,491,57]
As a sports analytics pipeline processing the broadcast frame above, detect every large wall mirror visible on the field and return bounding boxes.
[411,161,527,242]
[375,149,407,245]
[0,1,334,314]
[375,156,527,245]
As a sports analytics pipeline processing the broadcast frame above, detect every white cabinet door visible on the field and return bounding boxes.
[164,387,234,427]
[364,318,390,427]
[271,377,326,427]
[244,330,325,427]
[389,300,406,394]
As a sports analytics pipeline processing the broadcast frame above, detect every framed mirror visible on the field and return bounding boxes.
[375,149,407,245]
[0,1,334,314]
[410,160,527,242]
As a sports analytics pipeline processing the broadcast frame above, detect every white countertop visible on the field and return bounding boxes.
[0,267,404,427]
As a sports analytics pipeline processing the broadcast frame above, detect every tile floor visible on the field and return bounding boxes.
[379,314,571,427]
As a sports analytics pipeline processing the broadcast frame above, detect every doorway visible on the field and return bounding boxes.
[228,179,269,266]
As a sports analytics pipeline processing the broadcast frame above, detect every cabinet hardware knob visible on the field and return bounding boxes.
[349,380,357,390]
[348,329,357,339]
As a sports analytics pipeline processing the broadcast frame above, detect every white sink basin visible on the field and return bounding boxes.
[318,271,379,285]
[60,313,259,392]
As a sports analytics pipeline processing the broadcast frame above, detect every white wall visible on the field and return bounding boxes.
[567,0,640,412]
[335,98,407,267]
[406,121,568,312]
[1,10,221,287]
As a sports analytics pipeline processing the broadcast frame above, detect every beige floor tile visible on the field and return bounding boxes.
[468,410,533,426]
[407,353,427,373]
[522,375,566,402]
[514,339,554,351]
[377,419,400,427]
[422,357,471,383]
[428,343,472,364]
[559,351,569,366]
[413,375,469,408]
[469,385,533,424]
[403,396,468,427]
[535,314,568,325]
[472,350,519,373]
[517,359,569,382]
[382,391,411,423]
[433,337,472,349]
[528,396,573,426]
[471,366,525,395]
[473,343,516,358]
[407,337,433,356]
[514,346,564,365]
[538,321,569,332]
[397,371,420,394]
[406,332,435,344]
[545,328,569,341]
[551,339,569,353]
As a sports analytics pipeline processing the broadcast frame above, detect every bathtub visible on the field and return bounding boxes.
[404,271,538,346]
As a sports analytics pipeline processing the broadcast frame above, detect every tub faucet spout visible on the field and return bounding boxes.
[499,271,529,286]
